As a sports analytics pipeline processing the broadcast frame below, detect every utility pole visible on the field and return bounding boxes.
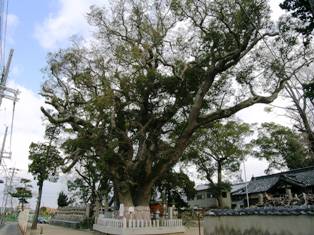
[0,49,18,106]
[2,167,18,213]
[243,161,250,208]
[0,126,8,165]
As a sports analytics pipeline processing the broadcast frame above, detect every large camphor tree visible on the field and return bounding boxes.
[40,0,312,218]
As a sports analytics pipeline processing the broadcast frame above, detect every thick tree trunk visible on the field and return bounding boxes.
[134,183,152,206]
[217,163,223,208]
[114,180,152,220]
[114,180,134,219]
[88,191,96,229]
[117,189,134,208]
[31,181,43,230]
[133,184,152,220]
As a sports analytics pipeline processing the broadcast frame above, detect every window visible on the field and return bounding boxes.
[207,193,212,198]
[187,196,194,201]
[196,194,203,200]
[222,192,227,198]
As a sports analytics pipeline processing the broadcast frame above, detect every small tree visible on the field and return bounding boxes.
[153,170,196,208]
[66,155,111,226]
[188,121,253,207]
[57,191,71,207]
[28,126,63,230]
[254,122,311,173]
[10,178,32,211]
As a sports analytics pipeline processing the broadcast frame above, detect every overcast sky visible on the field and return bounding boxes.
[0,0,288,208]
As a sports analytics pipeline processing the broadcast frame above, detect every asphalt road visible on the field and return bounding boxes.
[0,223,21,235]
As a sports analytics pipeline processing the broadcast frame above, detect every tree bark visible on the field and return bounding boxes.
[113,179,152,220]
[115,181,134,208]
[285,83,314,156]
[88,190,96,229]
[217,163,223,208]
[31,181,43,230]
[134,182,152,206]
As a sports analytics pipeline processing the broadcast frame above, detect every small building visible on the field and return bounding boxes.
[232,166,314,207]
[187,185,218,209]
[187,183,246,209]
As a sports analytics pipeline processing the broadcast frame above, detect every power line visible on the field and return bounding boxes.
[0,0,4,67]
[235,0,280,61]
[0,166,18,223]
[2,0,8,66]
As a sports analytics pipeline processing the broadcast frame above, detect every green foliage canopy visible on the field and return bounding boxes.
[188,121,253,183]
[280,0,314,38]
[254,122,311,173]
[28,142,63,185]
[186,121,252,207]
[153,170,196,208]
[10,178,32,207]
[57,191,71,207]
[40,0,311,206]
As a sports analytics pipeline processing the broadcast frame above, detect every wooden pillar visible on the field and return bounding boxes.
[258,193,264,205]
[286,188,293,201]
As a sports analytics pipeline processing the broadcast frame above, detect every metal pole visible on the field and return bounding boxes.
[198,212,201,235]
[243,161,250,208]
[3,167,17,213]
[0,48,14,106]
[0,126,8,165]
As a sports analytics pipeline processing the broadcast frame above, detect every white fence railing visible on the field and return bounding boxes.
[97,215,183,229]
[94,214,185,234]
[18,209,29,235]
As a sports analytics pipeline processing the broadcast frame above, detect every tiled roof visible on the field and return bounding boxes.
[231,182,249,193]
[233,166,314,196]
[206,206,314,216]
[195,182,248,193]
[195,184,210,191]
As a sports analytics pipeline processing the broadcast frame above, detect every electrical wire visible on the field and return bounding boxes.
[0,0,4,67]
[235,0,280,61]
[9,100,15,153]
[3,0,9,66]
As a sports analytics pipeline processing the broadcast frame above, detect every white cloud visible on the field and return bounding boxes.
[34,0,105,50]
[237,97,293,127]
[7,14,19,29]
[0,82,85,209]
[0,82,47,208]
[3,14,19,47]
[0,81,45,171]
[34,0,285,50]
[269,0,285,21]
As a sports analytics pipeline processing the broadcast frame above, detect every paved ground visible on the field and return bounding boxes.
[0,223,21,235]
[30,224,93,235]
[27,224,203,235]
[0,223,205,235]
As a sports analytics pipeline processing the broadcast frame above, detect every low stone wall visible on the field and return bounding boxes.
[50,207,87,228]
[185,227,204,235]
[204,207,314,235]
